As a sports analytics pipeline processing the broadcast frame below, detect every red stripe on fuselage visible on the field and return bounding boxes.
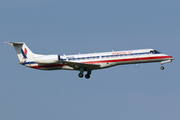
[82,55,173,64]
[30,64,65,69]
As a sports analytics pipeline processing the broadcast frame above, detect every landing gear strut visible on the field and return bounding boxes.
[78,67,84,78]
[85,71,91,79]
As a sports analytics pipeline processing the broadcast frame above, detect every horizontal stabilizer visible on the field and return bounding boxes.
[5,42,24,46]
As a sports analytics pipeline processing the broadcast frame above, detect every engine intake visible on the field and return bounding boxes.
[34,55,60,64]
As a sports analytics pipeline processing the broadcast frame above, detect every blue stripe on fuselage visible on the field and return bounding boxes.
[22,61,35,65]
[66,52,152,61]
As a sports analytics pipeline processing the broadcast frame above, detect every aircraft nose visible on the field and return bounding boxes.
[169,55,175,60]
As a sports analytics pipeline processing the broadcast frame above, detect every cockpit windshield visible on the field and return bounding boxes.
[154,50,161,53]
[150,50,161,54]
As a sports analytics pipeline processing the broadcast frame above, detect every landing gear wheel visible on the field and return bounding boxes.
[160,66,164,70]
[85,74,90,79]
[78,73,84,78]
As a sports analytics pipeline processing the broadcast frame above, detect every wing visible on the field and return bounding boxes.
[59,60,100,70]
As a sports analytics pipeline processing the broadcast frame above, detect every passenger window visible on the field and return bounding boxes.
[135,53,138,55]
[69,58,73,61]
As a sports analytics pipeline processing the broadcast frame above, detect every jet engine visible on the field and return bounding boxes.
[34,55,60,64]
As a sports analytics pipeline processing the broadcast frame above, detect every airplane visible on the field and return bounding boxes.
[6,42,174,79]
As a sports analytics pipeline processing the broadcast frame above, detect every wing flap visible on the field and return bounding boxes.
[59,60,100,70]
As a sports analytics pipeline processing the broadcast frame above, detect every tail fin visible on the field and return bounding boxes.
[6,42,35,62]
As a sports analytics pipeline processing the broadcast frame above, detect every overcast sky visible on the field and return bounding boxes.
[1,0,180,120]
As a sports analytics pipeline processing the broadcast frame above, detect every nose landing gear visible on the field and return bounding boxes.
[160,60,173,70]
[160,63,164,70]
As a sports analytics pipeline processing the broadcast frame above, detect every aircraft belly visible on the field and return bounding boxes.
[61,66,74,70]
[26,63,66,70]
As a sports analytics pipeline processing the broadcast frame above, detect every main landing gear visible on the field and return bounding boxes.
[78,68,91,79]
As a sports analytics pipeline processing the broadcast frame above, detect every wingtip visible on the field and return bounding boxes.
[4,42,13,45]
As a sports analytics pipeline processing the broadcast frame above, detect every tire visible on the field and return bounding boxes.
[78,73,83,78]
[85,74,90,79]
[160,66,164,70]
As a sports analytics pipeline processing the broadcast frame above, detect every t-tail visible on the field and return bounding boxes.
[6,42,35,62]
[6,42,60,65]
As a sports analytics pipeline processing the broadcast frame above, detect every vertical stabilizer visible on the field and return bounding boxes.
[6,42,35,62]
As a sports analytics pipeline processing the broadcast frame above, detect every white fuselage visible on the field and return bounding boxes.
[22,49,174,71]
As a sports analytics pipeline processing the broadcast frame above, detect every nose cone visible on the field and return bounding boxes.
[169,55,175,60]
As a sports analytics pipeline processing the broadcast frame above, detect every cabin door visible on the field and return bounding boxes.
[134,53,139,62]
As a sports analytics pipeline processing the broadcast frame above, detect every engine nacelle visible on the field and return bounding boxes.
[34,55,60,64]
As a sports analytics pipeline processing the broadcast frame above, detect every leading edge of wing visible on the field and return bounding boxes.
[59,60,100,70]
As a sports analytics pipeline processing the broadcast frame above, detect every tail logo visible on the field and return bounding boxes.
[21,48,28,59]
[24,48,27,56]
